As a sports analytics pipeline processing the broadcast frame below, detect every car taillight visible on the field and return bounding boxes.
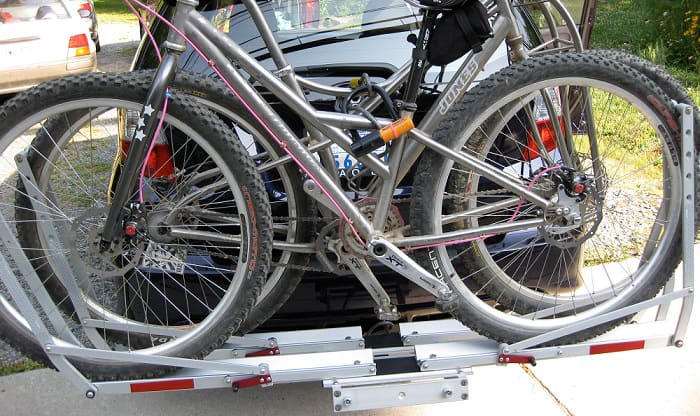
[523,116,564,161]
[522,87,564,161]
[120,141,176,179]
[77,3,92,18]
[1,12,16,22]
[119,109,176,179]
[68,34,91,57]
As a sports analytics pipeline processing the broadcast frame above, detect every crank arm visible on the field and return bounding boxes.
[337,249,399,321]
[367,236,451,298]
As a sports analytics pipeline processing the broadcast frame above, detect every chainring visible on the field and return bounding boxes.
[339,198,405,254]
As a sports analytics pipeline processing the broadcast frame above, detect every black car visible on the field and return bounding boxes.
[129,0,596,330]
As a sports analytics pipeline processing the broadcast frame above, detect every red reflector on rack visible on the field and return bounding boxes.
[589,340,645,355]
[130,378,195,393]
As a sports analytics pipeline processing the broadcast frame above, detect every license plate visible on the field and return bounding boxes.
[141,243,186,274]
[331,141,387,179]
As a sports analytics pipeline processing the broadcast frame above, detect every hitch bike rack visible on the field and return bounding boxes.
[0,104,694,412]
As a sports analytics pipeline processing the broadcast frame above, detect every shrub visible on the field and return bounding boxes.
[638,0,700,70]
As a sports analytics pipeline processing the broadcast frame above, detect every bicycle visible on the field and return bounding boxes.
[0,0,695,382]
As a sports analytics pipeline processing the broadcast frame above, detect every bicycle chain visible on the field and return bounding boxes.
[176,187,527,274]
[183,243,325,273]
[265,189,518,271]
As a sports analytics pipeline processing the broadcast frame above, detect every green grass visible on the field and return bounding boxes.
[0,360,44,377]
[94,0,140,24]
[589,0,641,51]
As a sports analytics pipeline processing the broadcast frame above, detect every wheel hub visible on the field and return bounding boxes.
[538,169,604,249]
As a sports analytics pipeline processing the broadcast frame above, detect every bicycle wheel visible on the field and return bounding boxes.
[0,72,272,380]
[167,73,313,334]
[410,53,691,343]
[9,71,310,339]
[589,49,700,229]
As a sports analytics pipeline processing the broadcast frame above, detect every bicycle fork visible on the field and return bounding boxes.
[99,52,182,249]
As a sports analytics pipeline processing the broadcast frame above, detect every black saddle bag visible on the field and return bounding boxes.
[427,0,493,66]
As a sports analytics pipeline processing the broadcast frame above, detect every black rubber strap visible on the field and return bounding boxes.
[454,7,483,53]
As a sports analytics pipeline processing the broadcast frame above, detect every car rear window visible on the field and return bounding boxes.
[211,0,416,34]
[1,0,71,23]
[204,0,417,58]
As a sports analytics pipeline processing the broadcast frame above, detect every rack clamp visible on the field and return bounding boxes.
[230,374,274,392]
[497,344,536,366]
[245,346,281,357]
[225,336,281,358]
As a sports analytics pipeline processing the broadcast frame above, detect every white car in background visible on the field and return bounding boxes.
[0,0,96,95]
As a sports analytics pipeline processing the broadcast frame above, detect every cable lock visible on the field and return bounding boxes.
[350,116,415,157]
[340,74,414,157]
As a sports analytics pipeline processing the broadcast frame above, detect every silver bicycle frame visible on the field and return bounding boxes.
[171,0,552,247]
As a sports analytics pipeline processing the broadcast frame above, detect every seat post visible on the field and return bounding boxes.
[402,9,439,106]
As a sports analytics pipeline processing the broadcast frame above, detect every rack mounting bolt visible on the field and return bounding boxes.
[369,366,376,373]
[334,390,341,398]
[443,388,453,398]
[85,390,96,399]
[675,340,685,348]
[461,393,468,400]
[421,362,429,370]
[343,397,352,407]
[335,405,342,412]
[224,376,232,384]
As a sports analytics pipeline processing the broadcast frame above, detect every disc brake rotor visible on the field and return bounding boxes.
[70,207,143,276]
